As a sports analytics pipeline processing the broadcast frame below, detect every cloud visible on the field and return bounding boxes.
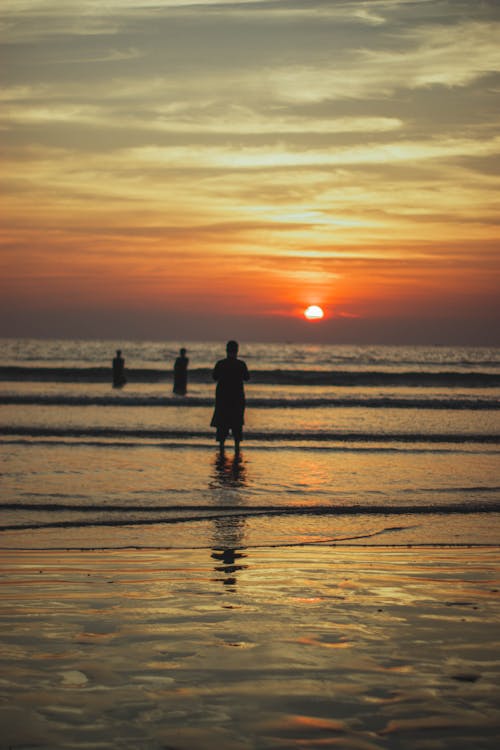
[267,22,500,103]
[0,91,403,135]
[119,135,500,170]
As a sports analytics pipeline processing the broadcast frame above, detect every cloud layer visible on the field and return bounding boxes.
[1,0,499,342]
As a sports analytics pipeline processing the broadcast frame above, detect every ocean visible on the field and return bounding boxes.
[1,339,499,551]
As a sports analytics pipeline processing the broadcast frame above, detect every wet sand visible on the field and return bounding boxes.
[1,546,499,749]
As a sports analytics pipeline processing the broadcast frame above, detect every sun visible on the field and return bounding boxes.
[304,305,324,321]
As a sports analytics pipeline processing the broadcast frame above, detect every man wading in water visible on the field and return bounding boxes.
[210,340,250,454]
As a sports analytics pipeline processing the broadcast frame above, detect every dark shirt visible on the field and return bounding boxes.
[112,355,126,386]
[173,355,189,394]
[211,357,250,427]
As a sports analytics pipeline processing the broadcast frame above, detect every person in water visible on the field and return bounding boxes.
[210,340,249,454]
[112,349,126,388]
[173,347,189,395]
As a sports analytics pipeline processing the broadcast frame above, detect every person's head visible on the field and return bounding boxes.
[226,340,238,357]
[116,349,122,356]
[180,347,186,356]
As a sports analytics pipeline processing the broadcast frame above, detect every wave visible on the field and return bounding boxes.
[3,438,494,455]
[2,499,498,513]
[1,426,499,444]
[1,500,499,534]
[1,394,498,410]
[1,365,498,387]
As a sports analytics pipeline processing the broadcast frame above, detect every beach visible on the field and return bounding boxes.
[1,339,499,747]
[1,546,499,750]
[3,0,500,744]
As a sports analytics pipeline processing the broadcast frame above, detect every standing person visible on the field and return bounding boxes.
[112,349,126,388]
[173,347,189,395]
[211,340,250,454]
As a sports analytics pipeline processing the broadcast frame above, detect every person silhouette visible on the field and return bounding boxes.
[210,340,249,454]
[173,347,189,395]
[112,349,126,388]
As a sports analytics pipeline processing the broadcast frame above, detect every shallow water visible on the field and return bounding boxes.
[1,340,499,552]
[1,439,499,550]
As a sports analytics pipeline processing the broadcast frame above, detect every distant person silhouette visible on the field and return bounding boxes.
[173,347,189,395]
[112,349,126,388]
[211,340,249,454]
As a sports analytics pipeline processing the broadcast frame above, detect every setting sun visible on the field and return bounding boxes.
[304,305,324,321]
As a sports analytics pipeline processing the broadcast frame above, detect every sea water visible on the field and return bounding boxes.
[1,339,499,551]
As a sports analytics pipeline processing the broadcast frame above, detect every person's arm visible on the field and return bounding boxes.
[243,362,250,381]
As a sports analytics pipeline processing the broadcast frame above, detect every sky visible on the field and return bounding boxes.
[1,0,499,345]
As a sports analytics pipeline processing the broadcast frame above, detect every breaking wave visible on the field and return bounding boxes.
[1,394,498,410]
[1,365,498,388]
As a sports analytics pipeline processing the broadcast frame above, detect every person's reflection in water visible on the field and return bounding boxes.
[210,452,248,590]
[214,450,247,487]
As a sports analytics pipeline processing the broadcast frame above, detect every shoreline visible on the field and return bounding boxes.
[1,545,499,749]
[1,542,500,551]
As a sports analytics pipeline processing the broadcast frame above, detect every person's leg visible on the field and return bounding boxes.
[216,426,227,454]
[233,425,242,454]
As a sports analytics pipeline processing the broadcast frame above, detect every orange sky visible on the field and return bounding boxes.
[1,0,499,344]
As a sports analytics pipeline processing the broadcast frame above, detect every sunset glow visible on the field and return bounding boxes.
[1,0,499,343]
